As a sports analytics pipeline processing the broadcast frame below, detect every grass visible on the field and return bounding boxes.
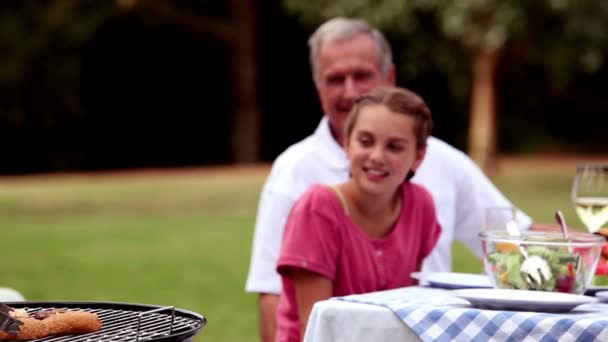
[0,157,597,341]
[0,167,266,342]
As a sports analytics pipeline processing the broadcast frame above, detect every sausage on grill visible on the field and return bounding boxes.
[0,309,102,341]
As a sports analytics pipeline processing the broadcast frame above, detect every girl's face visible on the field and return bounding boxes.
[345,104,425,196]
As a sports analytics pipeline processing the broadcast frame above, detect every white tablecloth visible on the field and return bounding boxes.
[304,296,421,342]
[303,286,608,342]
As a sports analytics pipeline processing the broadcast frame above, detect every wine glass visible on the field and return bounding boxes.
[571,163,608,233]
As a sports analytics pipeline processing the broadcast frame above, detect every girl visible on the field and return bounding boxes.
[275,86,442,342]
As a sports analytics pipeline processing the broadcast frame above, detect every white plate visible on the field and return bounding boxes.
[453,288,597,312]
[412,272,493,289]
[595,290,608,302]
[585,285,608,296]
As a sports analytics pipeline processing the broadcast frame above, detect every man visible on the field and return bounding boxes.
[246,17,533,342]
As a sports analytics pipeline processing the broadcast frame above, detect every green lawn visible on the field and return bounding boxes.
[0,158,588,341]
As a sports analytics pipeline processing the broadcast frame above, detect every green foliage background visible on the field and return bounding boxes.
[281,0,608,153]
[2,1,608,174]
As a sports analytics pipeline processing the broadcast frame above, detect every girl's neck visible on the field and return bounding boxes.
[339,182,402,238]
[350,188,397,216]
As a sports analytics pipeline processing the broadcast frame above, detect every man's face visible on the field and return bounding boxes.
[315,33,395,144]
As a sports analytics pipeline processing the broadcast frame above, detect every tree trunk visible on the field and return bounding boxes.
[230,0,260,163]
[118,0,261,163]
[468,48,500,171]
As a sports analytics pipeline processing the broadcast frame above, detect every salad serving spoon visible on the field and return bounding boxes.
[519,245,552,288]
[556,210,570,241]
[502,217,552,288]
[556,209,583,276]
[556,209,577,255]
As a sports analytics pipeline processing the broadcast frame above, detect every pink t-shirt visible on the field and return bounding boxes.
[275,182,442,342]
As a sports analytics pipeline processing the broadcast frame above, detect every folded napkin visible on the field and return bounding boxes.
[335,287,608,342]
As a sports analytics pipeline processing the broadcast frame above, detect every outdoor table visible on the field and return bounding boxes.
[303,286,608,342]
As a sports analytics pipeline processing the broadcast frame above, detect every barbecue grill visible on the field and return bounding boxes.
[4,301,207,342]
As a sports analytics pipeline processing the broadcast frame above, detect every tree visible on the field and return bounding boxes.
[118,0,261,163]
[282,0,608,169]
[0,0,115,172]
[0,0,261,173]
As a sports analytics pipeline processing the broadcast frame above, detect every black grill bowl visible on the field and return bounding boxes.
[4,301,207,342]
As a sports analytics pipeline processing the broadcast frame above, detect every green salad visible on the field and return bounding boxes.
[487,245,586,293]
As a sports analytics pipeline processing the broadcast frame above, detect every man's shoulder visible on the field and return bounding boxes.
[425,137,476,168]
[414,136,482,189]
[262,133,341,196]
[270,135,324,177]
[427,137,465,157]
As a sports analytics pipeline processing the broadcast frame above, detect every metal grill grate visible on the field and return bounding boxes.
[17,306,204,342]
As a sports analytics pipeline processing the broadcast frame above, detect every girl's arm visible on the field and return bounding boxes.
[292,269,332,341]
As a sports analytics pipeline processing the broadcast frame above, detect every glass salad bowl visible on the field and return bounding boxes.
[479,230,604,294]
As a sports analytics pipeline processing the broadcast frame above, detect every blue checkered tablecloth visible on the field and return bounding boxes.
[335,287,608,342]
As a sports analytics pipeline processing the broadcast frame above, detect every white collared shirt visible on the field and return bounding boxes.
[245,117,531,294]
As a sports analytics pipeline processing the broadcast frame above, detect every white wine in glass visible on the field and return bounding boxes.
[572,163,608,233]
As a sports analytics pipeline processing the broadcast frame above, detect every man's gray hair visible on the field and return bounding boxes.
[308,17,394,83]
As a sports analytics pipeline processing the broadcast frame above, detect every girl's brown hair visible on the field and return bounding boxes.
[344,86,433,150]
